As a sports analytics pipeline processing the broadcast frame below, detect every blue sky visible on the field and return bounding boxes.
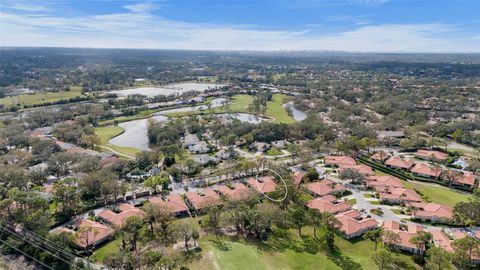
[0,0,479,52]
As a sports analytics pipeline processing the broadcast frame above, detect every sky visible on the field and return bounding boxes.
[0,0,479,52]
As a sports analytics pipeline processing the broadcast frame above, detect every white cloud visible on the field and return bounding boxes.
[123,2,160,13]
[0,5,478,52]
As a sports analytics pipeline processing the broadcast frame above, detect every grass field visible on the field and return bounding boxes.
[401,180,471,207]
[0,86,84,108]
[94,126,141,158]
[265,94,295,124]
[91,238,121,263]
[190,228,417,270]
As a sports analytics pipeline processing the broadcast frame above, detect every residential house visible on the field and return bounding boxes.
[410,163,442,180]
[54,219,114,249]
[148,194,190,217]
[293,171,306,185]
[271,140,289,149]
[250,142,271,152]
[185,189,222,213]
[385,156,414,170]
[335,210,378,239]
[383,220,424,255]
[370,151,390,162]
[339,164,374,176]
[324,156,356,167]
[217,183,253,201]
[430,230,454,252]
[378,187,422,204]
[376,131,405,140]
[451,171,477,189]
[305,180,347,197]
[407,202,453,223]
[97,204,145,227]
[366,175,404,189]
[247,176,277,194]
[415,150,449,162]
[307,195,352,214]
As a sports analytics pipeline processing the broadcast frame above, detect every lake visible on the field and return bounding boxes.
[108,83,226,97]
[284,101,307,121]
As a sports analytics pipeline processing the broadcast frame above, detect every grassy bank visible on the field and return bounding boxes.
[0,86,84,108]
[94,126,141,158]
[265,94,295,124]
[401,180,471,207]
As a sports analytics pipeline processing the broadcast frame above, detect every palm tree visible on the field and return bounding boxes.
[363,228,383,251]
[410,231,433,257]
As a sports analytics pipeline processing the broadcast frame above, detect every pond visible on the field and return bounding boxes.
[109,115,168,151]
[283,101,307,121]
[217,113,269,124]
[107,83,226,97]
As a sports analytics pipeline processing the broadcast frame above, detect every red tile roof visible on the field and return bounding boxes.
[307,195,352,214]
[411,163,442,178]
[415,150,448,161]
[453,171,476,187]
[305,180,346,197]
[383,220,423,250]
[97,204,145,227]
[247,176,277,194]
[186,189,222,210]
[366,175,404,189]
[339,164,374,176]
[385,156,414,169]
[335,210,378,236]
[408,202,453,220]
[430,230,453,252]
[149,194,189,214]
[379,187,422,203]
[217,183,253,201]
[324,156,357,167]
[293,171,306,185]
[370,151,390,162]
[55,219,114,248]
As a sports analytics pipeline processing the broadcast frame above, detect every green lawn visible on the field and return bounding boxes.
[91,238,121,263]
[94,126,141,158]
[0,86,84,108]
[190,228,417,270]
[266,148,283,156]
[402,180,471,208]
[265,94,296,124]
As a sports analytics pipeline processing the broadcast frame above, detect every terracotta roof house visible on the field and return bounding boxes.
[324,156,356,167]
[305,180,347,197]
[339,164,374,176]
[217,183,253,201]
[55,219,114,249]
[452,171,477,188]
[366,176,404,189]
[307,195,352,214]
[370,151,390,162]
[247,176,277,194]
[378,187,422,204]
[408,202,453,222]
[149,194,190,217]
[97,204,145,227]
[383,220,424,255]
[293,171,306,185]
[411,163,442,179]
[430,230,454,252]
[185,189,222,213]
[385,156,414,170]
[415,150,449,162]
[335,210,378,239]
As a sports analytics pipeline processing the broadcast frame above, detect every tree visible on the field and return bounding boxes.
[363,228,382,251]
[53,177,82,220]
[144,173,169,194]
[121,216,143,252]
[452,236,480,269]
[409,231,432,257]
[321,212,341,250]
[177,223,193,252]
[371,249,394,270]
[289,206,309,237]
[382,230,401,251]
[339,168,365,185]
[77,226,99,254]
[191,228,200,248]
[425,246,453,270]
